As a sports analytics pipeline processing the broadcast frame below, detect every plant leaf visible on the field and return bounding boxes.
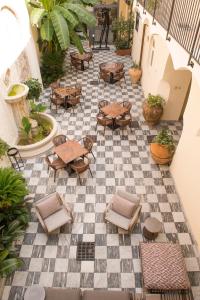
[30,8,45,26]
[41,19,54,41]
[50,10,70,50]
[63,3,96,26]
[0,258,23,277]
[69,27,84,53]
[0,250,9,263]
[55,5,79,28]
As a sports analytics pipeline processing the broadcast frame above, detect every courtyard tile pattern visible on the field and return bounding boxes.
[3,47,200,300]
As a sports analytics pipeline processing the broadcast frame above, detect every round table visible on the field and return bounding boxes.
[99,62,124,84]
[143,217,162,240]
[70,51,93,71]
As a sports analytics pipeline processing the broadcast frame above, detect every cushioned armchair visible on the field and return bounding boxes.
[35,192,73,234]
[104,190,142,234]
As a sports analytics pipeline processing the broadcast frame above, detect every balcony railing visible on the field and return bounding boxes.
[137,0,200,66]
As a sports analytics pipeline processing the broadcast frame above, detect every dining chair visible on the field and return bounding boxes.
[45,153,67,182]
[98,100,109,112]
[79,136,96,161]
[113,70,126,87]
[67,94,83,113]
[52,135,68,147]
[120,101,132,113]
[50,92,64,113]
[115,113,133,133]
[75,84,84,100]
[69,156,93,185]
[96,112,113,134]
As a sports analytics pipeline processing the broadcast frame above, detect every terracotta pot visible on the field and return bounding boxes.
[128,68,142,84]
[142,101,163,126]
[150,143,173,165]
[115,48,131,56]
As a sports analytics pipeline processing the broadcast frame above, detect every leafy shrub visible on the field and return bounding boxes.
[147,94,165,108]
[112,17,134,50]
[0,139,9,159]
[40,51,65,86]
[24,78,42,101]
[153,129,175,152]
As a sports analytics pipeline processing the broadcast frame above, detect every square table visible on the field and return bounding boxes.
[54,140,88,164]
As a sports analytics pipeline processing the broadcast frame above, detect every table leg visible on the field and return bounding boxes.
[81,61,84,71]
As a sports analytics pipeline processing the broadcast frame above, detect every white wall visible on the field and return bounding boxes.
[171,77,200,247]
[0,0,42,145]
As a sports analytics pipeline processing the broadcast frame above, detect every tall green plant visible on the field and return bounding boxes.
[0,168,29,227]
[0,139,9,159]
[153,129,175,152]
[112,16,134,50]
[28,0,97,54]
[24,78,42,101]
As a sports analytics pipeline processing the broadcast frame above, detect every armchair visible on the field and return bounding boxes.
[104,190,142,234]
[35,192,73,234]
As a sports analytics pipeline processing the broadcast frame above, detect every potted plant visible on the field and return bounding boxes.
[112,16,134,56]
[24,78,42,101]
[143,94,165,125]
[128,61,142,84]
[150,129,175,164]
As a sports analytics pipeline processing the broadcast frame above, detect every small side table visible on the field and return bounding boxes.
[143,217,162,240]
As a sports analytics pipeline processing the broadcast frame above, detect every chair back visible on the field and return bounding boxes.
[99,70,110,82]
[67,94,80,105]
[97,113,112,126]
[71,157,89,174]
[122,101,132,112]
[113,70,125,81]
[52,135,67,147]
[116,113,132,127]
[75,84,82,96]
[98,100,109,109]
[83,136,93,152]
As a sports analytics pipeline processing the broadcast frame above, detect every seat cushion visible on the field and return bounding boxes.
[117,190,140,205]
[44,288,81,300]
[112,194,137,218]
[36,193,61,219]
[105,209,130,230]
[140,242,190,290]
[82,290,130,300]
[44,207,72,232]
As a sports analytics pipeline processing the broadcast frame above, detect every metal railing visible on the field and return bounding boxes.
[137,0,200,66]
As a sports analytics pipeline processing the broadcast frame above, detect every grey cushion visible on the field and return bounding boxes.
[36,193,61,219]
[82,290,130,300]
[44,208,72,232]
[44,288,81,300]
[105,209,130,230]
[117,190,140,205]
[112,194,137,218]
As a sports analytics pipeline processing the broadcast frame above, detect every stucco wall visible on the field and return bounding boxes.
[170,77,200,247]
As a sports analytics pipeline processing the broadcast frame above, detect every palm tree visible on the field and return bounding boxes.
[28,0,97,53]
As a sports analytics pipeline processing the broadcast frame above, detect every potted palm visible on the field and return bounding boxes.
[143,94,165,125]
[150,129,175,164]
[128,62,142,84]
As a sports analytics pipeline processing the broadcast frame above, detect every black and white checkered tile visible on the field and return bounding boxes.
[2,46,200,300]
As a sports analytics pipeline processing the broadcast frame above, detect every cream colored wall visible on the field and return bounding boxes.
[170,77,200,247]
[162,56,191,120]
[0,0,42,145]
[131,10,144,64]
[119,0,129,19]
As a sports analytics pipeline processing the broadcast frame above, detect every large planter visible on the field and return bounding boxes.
[150,143,173,165]
[115,48,131,56]
[129,68,142,84]
[143,101,163,126]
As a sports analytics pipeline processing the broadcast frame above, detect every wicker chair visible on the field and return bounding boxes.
[70,53,82,71]
[84,51,94,67]
[79,136,95,161]
[50,80,60,95]
[98,100,109,112]
[45,154,67,182]
[66,94,83,113]
[52,135,67,147]
[98,69,111,84]
[75,84,84,100]
[120,101,132,113]
[69,156,92,185]
[115,113,133,133]
[50,92,64,113]
[96,112,113,134]
[113,70,126,86]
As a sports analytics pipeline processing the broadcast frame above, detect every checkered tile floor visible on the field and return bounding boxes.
[2,47,200,300]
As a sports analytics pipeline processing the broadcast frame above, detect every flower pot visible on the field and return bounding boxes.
[115,48,131,56]
[150,143,173,165]
[129,68,142,84]
[142,101,163,126]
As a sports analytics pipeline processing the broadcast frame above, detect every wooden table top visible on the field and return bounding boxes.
[54,87,77,98]
[99,62,124,74]
[101,103,128,118]
[71,52,92,61]
[54,140,88,164]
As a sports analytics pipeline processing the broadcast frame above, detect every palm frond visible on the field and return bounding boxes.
[50,10,70,50]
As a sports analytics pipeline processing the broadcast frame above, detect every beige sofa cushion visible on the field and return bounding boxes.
[44,208,71,232]
[112,194,137,218]
[82,290,130,300]
[36,193,61,219]
[117,190,140,205]
[44,288,81,300]
[105,209,130,230]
